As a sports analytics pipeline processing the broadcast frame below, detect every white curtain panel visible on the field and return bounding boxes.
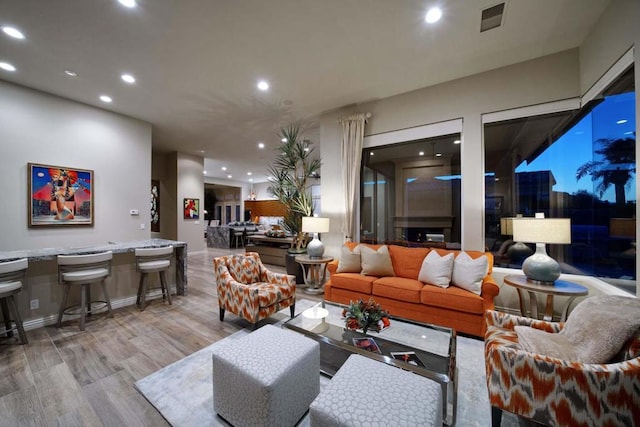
[340,113,367,241]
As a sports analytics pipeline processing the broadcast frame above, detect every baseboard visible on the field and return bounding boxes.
[22,289,168,331]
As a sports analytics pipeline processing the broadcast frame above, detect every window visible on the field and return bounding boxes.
[484,66,636,293]
[360,134,461,246]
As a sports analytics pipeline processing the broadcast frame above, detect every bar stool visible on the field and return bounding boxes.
[57,251,113,331]
[0,258,28,345]
[233,229,245,248]
[135,246,173,311]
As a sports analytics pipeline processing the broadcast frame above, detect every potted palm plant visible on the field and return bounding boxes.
[267,124,321,280]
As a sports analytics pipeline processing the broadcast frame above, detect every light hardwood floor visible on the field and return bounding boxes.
[0,246,321,426]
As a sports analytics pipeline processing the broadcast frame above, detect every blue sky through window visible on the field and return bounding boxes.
[516,92,636,203]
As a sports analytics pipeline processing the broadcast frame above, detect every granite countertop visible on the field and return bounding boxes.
[0,239,186,262]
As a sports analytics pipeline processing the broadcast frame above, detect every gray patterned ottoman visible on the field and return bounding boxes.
[309,354,442,426]
[211,324,320,427]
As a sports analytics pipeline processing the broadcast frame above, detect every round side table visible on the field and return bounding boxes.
[294,255,333,295]
[503,275,588,322]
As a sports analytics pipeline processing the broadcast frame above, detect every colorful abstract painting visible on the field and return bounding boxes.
[183,198,199,219]
[28,163,94,227]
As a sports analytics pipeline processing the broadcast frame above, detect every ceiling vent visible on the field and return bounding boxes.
[480,3,505,32]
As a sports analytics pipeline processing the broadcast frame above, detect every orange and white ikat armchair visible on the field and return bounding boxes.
[213,252,296,325]
[484,310,640,427]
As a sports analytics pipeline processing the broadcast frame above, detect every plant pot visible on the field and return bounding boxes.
[285,249,306,285]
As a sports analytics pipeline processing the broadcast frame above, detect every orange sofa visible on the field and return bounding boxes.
[325,243,499,338]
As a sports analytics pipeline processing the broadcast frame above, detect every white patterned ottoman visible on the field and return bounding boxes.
[211,324,320,426]
[309,354,442,426]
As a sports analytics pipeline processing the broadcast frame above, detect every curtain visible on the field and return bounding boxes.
[339,113,367,242]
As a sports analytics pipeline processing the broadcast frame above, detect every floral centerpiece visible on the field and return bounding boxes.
[343,298,390,334]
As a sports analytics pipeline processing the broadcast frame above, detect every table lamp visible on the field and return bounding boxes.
[500,215,533,263]
[512,214,571,285]
[302,217,330,258]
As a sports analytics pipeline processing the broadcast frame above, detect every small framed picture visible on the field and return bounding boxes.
[352,337,382,354]
[390,351,426,368]
[183,198,200,219]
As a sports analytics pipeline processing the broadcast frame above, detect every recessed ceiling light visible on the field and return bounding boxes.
[227,174,232,179]
[453,139,461,144]
[435,153,442,157]
[118,0,137,8]
[221,166,227,171]
[0,62,16,72]
[99,95,112,103]
[247,172,252,176]
[616,119,628,124]
[64,69,78,77]
[203,170,207,175]
[258,142,265,149]
[249,178,253,182]
[419,151,425,156]
[281,138,287,142]
[2,26,25,40]
[121,73,136,84]
[425,7,442,24]
[257,80,269,91]
[370,152,374,156]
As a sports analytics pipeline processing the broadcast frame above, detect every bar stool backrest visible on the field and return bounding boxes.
[134,246,173,270]
[0,258,28,282]
[57,251,113,282]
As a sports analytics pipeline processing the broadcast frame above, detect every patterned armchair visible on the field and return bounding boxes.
[485,310,640,427]
[214,252,296,325]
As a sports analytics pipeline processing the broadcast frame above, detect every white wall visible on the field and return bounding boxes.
[0,81,152,250]
[177,152,205,252]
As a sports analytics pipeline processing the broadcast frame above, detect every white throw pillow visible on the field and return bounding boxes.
[358,245,395,277]
[418,251,454,288]
[451,252,488,295]
[336,245,362,273]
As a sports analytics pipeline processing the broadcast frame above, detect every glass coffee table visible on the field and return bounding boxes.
[284,301,457,425]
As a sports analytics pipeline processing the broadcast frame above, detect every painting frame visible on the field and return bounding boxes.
[151,180,160,232]
[28,162,94,227]
[183,198,200,220]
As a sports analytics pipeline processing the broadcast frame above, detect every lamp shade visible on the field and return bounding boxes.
[302,217,330,233]
[500,217,513,235]
[512,218,571,244]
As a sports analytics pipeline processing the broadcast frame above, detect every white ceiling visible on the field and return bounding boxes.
[0,0,611,183]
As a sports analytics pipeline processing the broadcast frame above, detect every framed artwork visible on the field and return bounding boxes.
[28,163,94,227]
[151,180,160,232]
[183,198,200,219]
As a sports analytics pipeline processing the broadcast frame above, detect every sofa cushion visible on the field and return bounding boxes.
[451,252,489,295]
[388,245,431,280]
[420,285,484,314]
[373,277,424,304]
[358,245,395,277]
[336,244,362,273]
[418,251,454,288]
[330,273,377,294]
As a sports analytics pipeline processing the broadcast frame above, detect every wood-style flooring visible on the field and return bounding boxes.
[0,246,321,426]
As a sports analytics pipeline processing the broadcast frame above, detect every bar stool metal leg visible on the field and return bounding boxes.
[101,280,114,317]
[8,295,27,344]
[159,270,172,305]
[1,298,13,338]
[57,285,71,328]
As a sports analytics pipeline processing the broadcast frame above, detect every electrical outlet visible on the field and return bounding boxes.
[30,299,39,310]
[140,223,146,230]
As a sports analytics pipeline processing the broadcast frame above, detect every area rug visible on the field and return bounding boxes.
[135,301,518,426]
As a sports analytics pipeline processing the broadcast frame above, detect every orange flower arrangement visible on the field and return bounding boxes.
[342,298,390,334]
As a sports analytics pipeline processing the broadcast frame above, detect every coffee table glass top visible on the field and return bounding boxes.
[284,301,457,424]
